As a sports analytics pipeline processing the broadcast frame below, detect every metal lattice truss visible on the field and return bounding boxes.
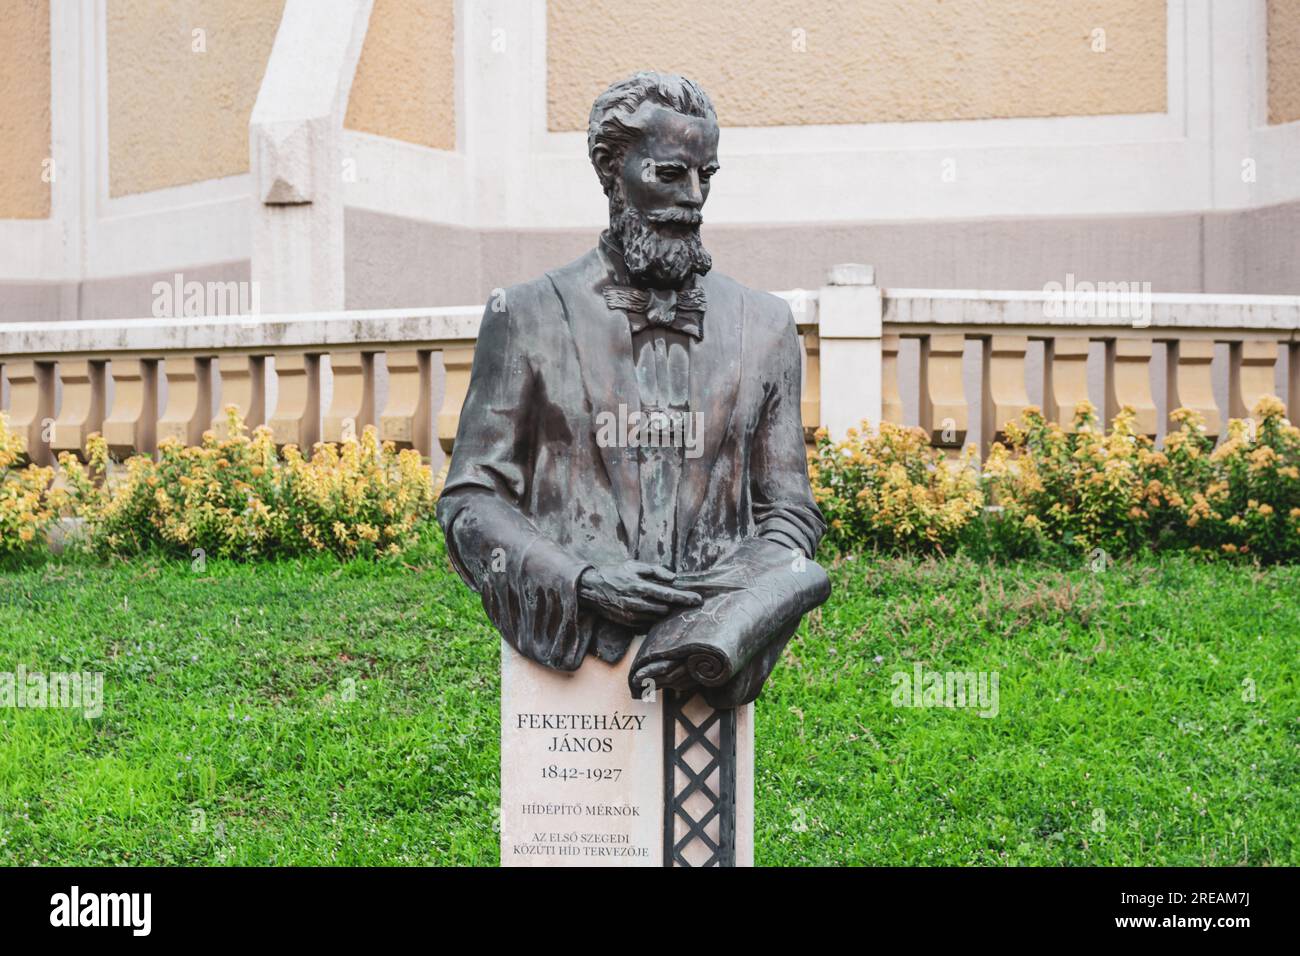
[663,691,736,867]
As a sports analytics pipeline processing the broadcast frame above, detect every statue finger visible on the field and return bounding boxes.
[622,597,669,617]
[632,583,702,606]
[631,563,677,582]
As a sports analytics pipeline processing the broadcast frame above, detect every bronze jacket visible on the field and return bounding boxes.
[436,245,826,678]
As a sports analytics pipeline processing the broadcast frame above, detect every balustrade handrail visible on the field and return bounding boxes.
[883,288,1300,332]
[885,288,1300,306]
[0,306,485,359]
[1,283,1297,469]
[3,285,1297,359]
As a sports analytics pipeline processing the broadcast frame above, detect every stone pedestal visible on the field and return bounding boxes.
[501,639,753,867]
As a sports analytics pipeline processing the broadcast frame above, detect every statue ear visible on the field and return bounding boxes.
[590,144,619,191]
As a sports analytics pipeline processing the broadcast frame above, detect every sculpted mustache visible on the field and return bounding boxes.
[644,208,703,226]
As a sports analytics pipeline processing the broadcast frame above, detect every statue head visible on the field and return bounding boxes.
[588,71,719,289]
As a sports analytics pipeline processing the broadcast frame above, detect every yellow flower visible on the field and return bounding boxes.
[1252,395,1286,421]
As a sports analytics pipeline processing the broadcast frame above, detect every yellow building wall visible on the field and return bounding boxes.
[345,0,456,150]
[547,0,1167,130]
[107,0,285,196]
[1269,0,1300,124]
[0,0,51,218]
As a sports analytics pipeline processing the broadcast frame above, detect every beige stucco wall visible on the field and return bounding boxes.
[1268,0,1300,124]
[548,0,1167,130]
[0,0,51,218]
[107,0,285,196]
[345,0,455,149]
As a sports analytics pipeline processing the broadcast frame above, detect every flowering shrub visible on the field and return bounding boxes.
[810,421,984,555]
[60,407,436,560]
[1175,397,1300,562]
[983,397,1300,561]
[8,395,1298,564]
[811,397,1300,562]
[982,401,1157,557]
[0,412,61,557]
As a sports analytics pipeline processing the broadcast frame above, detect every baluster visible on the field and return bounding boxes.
[1048,337,1090,427]
[437,347,474,454]
[926,334,967,447]
[1237,340,1279,421]
[1113,338,1159,437]
[212,355,266,438]
[49,359,107,460]
[267,353,321,449]
[322,351,375,444]
[157,357,213,447]
[4,360,55,465]
[1171,339,1220,440]
[102,358,159,459]
[988,335,1031,439]
[381,349,432,457]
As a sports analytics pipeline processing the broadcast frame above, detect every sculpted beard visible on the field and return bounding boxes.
[609,181,712,289]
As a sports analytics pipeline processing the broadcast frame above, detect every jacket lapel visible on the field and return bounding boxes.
[677,272,744,554]
[546,249,642,549]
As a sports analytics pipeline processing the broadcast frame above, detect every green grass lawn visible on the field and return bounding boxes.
[0,537,1296,865]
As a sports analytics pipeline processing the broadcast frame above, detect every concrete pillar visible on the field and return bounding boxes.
[817,264,882,439]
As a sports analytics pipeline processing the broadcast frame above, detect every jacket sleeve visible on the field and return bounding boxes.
[749,303,827,558]
[435,296,596,671]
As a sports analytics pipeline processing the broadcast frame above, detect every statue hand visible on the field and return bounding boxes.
[578,561,702,629]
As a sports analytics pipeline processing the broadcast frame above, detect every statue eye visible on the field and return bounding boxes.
[656,165,682,182]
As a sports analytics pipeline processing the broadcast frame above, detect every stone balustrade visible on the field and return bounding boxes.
[879,288,1300,455]
[2,275,1298,467]
[0,307,480,466]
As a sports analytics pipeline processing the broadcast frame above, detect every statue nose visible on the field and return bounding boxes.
[682,170,704,206]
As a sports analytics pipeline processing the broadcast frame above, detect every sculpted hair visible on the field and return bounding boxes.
[587,71,715,195]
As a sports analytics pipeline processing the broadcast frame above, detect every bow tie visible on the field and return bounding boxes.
[604,286,707,340]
